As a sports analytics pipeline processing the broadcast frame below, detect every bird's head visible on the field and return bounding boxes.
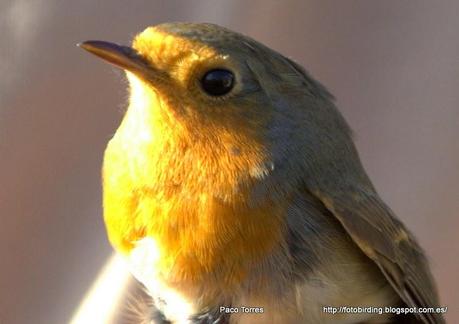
[80,22,361,205]
[81,23,274,139]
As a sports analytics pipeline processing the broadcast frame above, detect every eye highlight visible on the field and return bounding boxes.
[200,69,234,96]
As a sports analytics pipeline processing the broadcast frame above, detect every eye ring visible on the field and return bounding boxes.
[200,69,235,96]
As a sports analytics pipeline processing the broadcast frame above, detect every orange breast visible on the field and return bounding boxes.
[102,133,287,291]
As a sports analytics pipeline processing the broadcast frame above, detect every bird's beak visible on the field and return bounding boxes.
[78,40,156,80]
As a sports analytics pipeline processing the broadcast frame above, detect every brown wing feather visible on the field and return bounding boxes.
[316,189,444,324]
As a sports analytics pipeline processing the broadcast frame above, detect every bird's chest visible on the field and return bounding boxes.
[114,192,288,318]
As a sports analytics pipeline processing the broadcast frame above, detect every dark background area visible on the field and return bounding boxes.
[1,1,457,323]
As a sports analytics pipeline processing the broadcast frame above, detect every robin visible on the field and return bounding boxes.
[80,22,444,323]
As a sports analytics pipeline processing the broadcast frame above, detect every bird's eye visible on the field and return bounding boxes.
[200,69,234,96]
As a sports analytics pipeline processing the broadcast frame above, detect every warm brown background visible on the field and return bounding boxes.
[1,1,457,323]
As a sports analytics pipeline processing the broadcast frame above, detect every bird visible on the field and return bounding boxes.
[79,22,444,324]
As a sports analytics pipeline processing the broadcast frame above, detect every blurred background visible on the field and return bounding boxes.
[1,1,457,323]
